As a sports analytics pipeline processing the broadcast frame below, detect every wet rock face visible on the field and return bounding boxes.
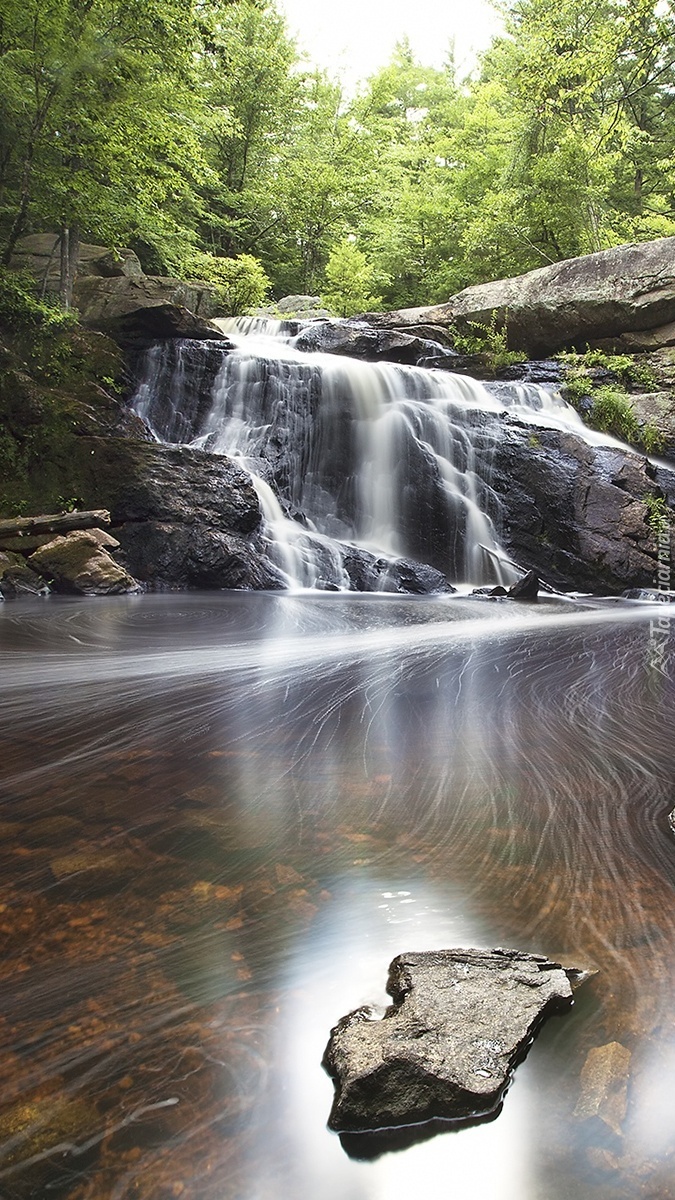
[323,948,578,1133]
[492,423,675,593]
[293,319,456,367]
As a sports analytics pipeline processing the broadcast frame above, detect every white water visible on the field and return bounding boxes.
[132,319,609,591]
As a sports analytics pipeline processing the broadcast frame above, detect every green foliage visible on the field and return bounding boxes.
[558,348,658,390]
[184,252,270,315]
[321,241,382,317]
[588,385,641,441]
[0,269,74,334]
[644,493,671,538]
[641,422,666,454]
[448,311,525,369]
[2,0,675,310]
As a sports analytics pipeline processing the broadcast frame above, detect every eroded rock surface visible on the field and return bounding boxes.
[28,530,140,595]
[369,237,675,357]
[323,948,579,1132]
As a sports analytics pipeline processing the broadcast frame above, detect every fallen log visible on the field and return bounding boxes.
[0,510,111,540]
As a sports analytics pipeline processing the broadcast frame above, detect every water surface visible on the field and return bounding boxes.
[1,593,674,1199]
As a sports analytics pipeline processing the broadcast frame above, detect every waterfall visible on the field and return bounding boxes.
[132,320,581,591]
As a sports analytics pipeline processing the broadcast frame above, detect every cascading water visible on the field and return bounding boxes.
[132,318,583,591]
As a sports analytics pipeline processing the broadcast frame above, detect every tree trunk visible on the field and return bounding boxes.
[58,223,80,310]
[0,510,112,540]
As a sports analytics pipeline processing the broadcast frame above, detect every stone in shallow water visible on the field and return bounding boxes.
[323,948,580,1133]
[574,1041,631,1138]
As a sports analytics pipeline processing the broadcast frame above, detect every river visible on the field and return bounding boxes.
[1,590,674,1199]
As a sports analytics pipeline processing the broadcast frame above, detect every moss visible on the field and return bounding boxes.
[0,320,127,518]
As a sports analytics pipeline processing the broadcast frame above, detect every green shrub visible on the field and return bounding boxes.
[641,422,666,454]
[449,309,525,369]
[0,268,74,334]
[588,386,640,442]
[644,493,671,539]
[557,347,658,390]
[183,252,270,315]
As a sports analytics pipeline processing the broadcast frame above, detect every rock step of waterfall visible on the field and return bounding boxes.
[132,316,588,592]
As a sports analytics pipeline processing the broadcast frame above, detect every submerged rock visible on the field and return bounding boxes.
[323,948,579,1133]
[574,1042,631,1138]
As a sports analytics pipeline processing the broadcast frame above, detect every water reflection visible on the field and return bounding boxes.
[0,593,673,1199]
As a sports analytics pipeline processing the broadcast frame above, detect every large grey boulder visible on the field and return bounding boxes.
[10,233,225,342]
[10,234,144,289]
[371,237,675,357]
[293,319,456,366]
[73,277,224,340]
[27,530,140,595]
[323,948,579,1132]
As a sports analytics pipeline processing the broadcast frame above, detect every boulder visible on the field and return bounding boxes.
[323,948,579,1133]
[28,530,140,595]
[10,235,144,290]
[294,319,456,367]
[370,237,675,357]
[338,546,454,594]
[492,424,675,593]
[116,521,285,591]
[508,569,540,600]
[71,438,263,533]
[73,277,226,342]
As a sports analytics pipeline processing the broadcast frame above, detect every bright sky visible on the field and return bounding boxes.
[277,0,503,87]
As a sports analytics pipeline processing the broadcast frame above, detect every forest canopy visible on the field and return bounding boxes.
[1,0,674,312]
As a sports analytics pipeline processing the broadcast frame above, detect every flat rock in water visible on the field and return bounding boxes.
[323,948,579,1132]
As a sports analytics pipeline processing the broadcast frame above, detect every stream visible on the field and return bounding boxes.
[1,322,674,1198]
[0,591,674,1199]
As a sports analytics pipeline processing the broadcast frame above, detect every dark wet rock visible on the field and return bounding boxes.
[323,948,578,1133]
[0,550,49,598]
[508,569,540,600]
[117,521,285,591]
[491,424,675,593]
[71,438,262,533]
[574,1042,631,1138]
[294,319,456,367]
[369,237,675,357]
[622,588,675,601]
[339,546,454,594]
[28,530,140,595]
[471,585,509,597]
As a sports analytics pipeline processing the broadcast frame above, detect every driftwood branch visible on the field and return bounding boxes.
[0,510,111,538]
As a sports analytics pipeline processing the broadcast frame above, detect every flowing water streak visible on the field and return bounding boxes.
[132,319,588,590]
[1,594,674,1199]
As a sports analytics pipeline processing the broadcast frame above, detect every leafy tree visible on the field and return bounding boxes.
[184,250,270,313]
[321,240,382,316]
